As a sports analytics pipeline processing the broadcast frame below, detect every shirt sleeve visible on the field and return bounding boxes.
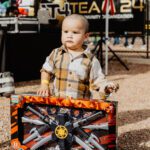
[41,49,56,74]
[89,57,111,99]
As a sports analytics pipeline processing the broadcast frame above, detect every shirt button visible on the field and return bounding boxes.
[69,71,72,75]
[68,84,71,87]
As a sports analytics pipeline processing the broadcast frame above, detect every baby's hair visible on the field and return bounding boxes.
[63,14,89,33]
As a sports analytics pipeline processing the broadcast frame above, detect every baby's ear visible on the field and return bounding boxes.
[85,32,90,39]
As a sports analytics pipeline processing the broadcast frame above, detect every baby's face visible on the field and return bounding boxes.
[61,18,89,51]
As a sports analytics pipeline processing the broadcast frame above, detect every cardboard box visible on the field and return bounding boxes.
[11,95,117,150]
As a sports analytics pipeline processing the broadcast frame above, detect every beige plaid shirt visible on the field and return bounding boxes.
[41,45,108,99]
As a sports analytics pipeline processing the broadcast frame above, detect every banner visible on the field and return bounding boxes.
[39,0,145,33]
[0,0,145,32]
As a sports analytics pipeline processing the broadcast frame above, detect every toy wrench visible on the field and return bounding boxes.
[83,122,109,130]
[74,135,92,150]
[22,116,45,125]
[30,134,53,150]
[76,128,105,150]
[23,124,49,144]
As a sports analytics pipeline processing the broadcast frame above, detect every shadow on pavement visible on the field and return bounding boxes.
[118,109,150,126]
[118,129,150,150]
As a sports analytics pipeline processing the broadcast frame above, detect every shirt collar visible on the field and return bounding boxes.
[60,45,93,59]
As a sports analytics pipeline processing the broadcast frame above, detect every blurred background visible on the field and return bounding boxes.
[0,0,149,81]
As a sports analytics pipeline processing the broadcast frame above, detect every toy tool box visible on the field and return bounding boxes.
[11,94,117,150]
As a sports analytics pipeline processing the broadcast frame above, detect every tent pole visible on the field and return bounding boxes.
[105,0,109,75]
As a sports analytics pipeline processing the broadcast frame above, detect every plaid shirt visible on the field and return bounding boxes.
[41,45,108,99]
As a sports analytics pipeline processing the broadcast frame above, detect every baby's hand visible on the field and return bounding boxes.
[104,83,119,95]
[37,84,50,97]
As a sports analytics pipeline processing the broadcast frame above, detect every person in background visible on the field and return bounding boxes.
[37,14,119,100]
[124,31,129,47]
[113,30,121,46]
[127,35,146,50]
[113,36,120,45]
